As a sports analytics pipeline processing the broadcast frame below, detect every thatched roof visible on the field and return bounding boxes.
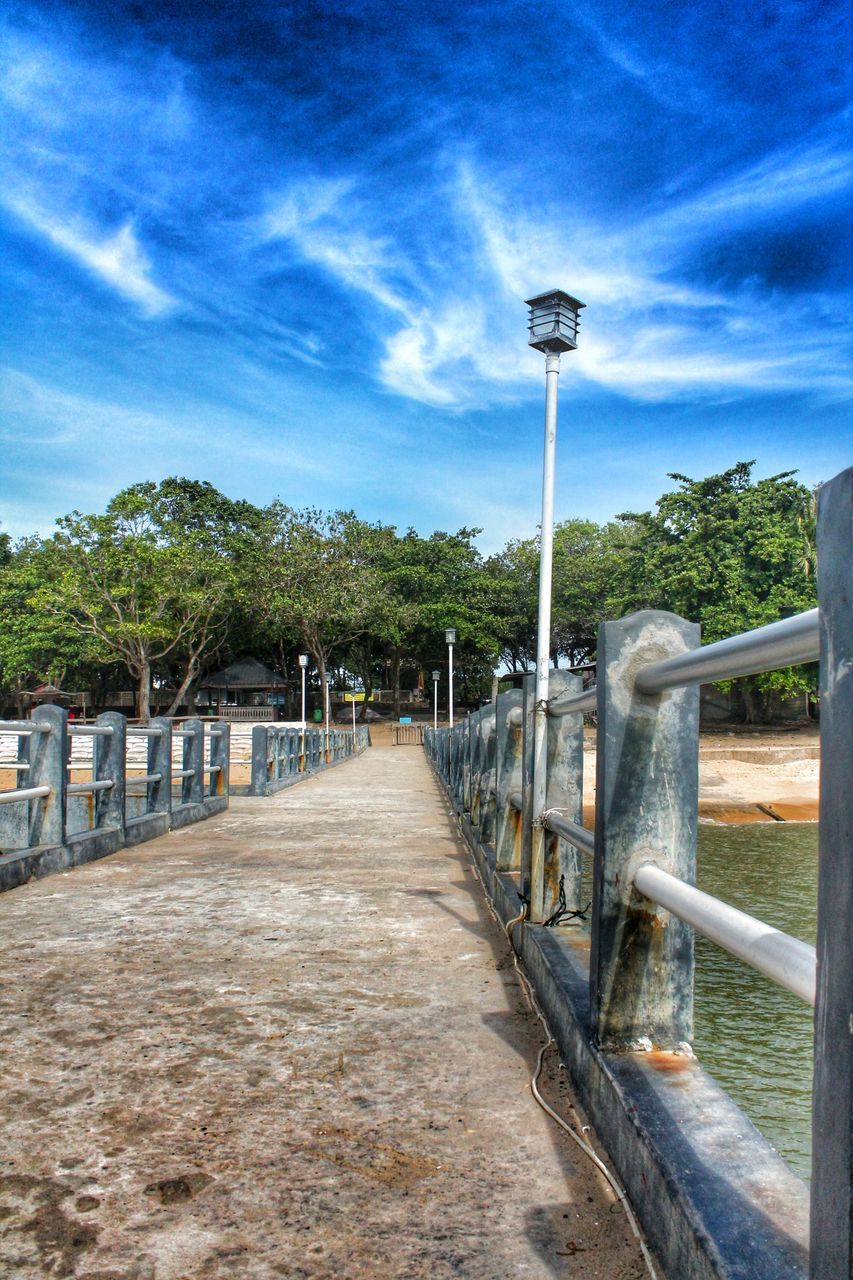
[200,658,288,690]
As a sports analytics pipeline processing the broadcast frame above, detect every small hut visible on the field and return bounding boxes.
[199,658,289,721]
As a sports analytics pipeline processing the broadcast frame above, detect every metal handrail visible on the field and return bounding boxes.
[127,726,164,737]
[0,761,30,770]
[632,862,816,1005]
[67,779,115,794]
[68,724,114,737]
[542,811,595,856]
[0,721,52,734]
[548,687,597,717]
[126,772,163,786]
[635,608,819,695]
[0,785,51,804]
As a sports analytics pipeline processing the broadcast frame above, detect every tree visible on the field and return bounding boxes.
[617,462,818,720]
[248,506,396,696]
[35,481,244,720]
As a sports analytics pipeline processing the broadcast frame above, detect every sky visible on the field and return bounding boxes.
[1,0,850,551]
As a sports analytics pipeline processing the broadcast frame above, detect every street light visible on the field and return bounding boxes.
[432,669,441,731]
[324,672,333,762]
[445,628,457,727]
[525,288,585,923]
[298,654,309,771]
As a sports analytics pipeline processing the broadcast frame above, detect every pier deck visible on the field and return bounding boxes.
[0,744,652,1279]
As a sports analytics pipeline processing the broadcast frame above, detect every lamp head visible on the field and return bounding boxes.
[525,289,585,354]
[298,654,309,669]
[432,669,441,681]
[445,628,457,645]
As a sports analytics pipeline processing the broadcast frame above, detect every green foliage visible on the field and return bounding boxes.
[617,461,818,712]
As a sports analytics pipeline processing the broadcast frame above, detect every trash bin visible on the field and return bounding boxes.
[312,708,323,722]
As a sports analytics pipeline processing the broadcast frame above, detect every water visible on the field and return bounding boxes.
[694,822,818,1182]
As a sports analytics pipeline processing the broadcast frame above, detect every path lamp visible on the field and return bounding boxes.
[298,654,309,771]
[525,288,586,923]
[324,673,333,760]
[445,629,457,728]
[432,669,441,731]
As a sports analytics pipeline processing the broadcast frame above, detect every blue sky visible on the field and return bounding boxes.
[1,0,850,550]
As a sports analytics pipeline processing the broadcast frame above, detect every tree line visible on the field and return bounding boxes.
[0,462,817,722]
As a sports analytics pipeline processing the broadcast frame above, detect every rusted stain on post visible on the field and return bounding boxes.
[542,670,584,921]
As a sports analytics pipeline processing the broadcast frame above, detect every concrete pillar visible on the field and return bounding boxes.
[479,710,498,847]
[495,690,523,872]
[209,722,230,796]
[590,611,699,1051]
[520,673,535,902]
[147,717,172,815]
[542,671,585,921]
[93,711,125,831]
[28,704,67,848]
[181,719,204,806]
[811,466,852,1280]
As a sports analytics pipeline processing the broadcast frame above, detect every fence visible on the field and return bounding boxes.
[392,723,425,745]
[0,708,230,891]
[249,724,370,796]
[425,465,850,1280]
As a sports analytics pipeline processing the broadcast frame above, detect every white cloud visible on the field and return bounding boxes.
[3,194,175,315]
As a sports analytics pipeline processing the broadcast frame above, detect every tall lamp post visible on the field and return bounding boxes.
[324,672,333,760]
[432,669,441,731]
[445,629,456,727]
[298,653,309,771]
[525,288,585,922]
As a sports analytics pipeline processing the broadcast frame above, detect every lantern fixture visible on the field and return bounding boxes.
[445,628,457,645]
[525,289,586,354]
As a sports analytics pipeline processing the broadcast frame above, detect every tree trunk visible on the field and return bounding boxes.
[164,660,198,718]
[135,660,151,722]
[391,650,402,720]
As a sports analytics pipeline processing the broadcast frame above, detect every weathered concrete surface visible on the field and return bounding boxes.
[0,744,655,1280]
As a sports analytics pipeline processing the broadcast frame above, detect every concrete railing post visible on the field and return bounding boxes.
[29,704,67,848]
[468,710,482,825]
[541,670,585,921]
[520,672,536,902]
[811,466,852,1280]
[590,610,700,1051]
[209,722,230,797]
[182,719,204,806]
[250,725,269,796]
[93,711,125,831]
[148,717,172,816]
[479,710,498,847]
[495,690,523,872]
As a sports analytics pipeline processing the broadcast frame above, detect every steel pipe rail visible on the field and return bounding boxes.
[127,726,164,737]
[0,785,51,804]
[542,811,595,856]
[67,779,114,794]
[172,768,195,779]
[635,608,819,695]
[0,721,52,734]
[68,724,114,736]
[633,862,816,1006]
[126,772,163,786]
[548,687,597,717]
[508,706,523,728]
[510,790,523,812]
[0,761,29,770]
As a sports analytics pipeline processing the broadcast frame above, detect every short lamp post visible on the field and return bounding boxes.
[351,680,357,734]
[432,669,441,731]
[298,653,309,771]
[525,288,585,922]
[324,672,333,761]
[445,629,457,727]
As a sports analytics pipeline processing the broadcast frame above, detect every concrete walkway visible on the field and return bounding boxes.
[0,745,653,1280]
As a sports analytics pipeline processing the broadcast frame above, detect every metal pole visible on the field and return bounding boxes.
[530,350,560,921]
[448,643,454,728]
[300,664,306,771]
[325,679,331,762]
[352,687,356,734]
[434,678,438,731]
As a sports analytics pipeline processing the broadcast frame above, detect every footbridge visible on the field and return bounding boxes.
[0,470,849,1280]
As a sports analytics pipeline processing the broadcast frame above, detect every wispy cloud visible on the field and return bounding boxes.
[3,194,175,315]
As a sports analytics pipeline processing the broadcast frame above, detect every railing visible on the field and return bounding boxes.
[249,724,370,796]
[425,465,851,1280]
[0,709,230,889]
